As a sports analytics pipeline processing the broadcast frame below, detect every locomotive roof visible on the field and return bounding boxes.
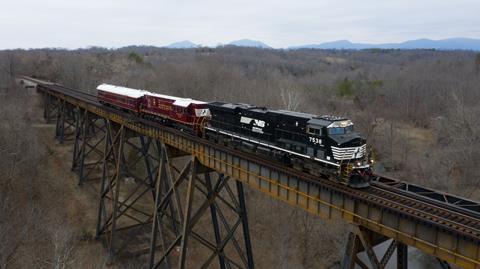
[274,110,314,119]
[146,92,206,107]
[97,84,147,98]
[209,102,260,110]
[209,102,350,126]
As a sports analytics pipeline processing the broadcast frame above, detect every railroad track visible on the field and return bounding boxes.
[373,176,480,217]
[49,84,97,101]
[368,184,480,236]
[33,78,480,242]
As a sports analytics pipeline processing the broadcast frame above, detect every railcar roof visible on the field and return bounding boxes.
[97,84,206,107]
[146,92,206,107]
[97,84,147,98]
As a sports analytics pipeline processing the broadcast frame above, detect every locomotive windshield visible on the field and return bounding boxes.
[327,120,354,135]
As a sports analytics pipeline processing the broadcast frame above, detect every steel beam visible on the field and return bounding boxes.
[343,232,362,269]
[342,227,412,269]
[237,180,254,269]
[206,173,226,269]
[380,240,397,268]
[397,242,408,269]
[178,156,198,269]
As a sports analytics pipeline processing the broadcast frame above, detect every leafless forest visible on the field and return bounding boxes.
[1,47,480,268]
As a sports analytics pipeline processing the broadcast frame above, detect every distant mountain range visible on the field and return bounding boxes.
[227,39,271,48]
[165,40,199,49]
[165,39,271,49]
[163,38,480,51]
[291,38,480,50]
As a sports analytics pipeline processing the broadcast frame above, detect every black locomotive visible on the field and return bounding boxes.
[205,102,372,188]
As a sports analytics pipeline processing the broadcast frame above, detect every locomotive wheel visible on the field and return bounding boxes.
[347,174,370,189]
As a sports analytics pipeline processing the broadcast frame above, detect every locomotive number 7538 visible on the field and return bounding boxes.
[309,137,322,145]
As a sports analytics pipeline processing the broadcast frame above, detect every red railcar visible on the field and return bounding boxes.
[142,92,210,129]
[97,84,145,113]
[96,84,211,134]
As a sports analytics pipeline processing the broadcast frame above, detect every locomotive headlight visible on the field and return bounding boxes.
[369,159,375,164]
[355,161,361,167]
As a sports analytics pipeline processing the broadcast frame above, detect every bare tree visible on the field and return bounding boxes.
[280,85,303,111]
[45,226,76,269]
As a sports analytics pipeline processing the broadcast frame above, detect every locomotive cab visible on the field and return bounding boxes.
[323,119,372,188]
[304,116,372,188]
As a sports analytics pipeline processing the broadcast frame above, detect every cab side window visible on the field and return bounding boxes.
[308,127,322,136]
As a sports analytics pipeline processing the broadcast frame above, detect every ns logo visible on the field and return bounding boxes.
[240,116,266,134]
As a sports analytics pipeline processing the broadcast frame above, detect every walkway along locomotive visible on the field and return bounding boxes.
[96,84,373,188]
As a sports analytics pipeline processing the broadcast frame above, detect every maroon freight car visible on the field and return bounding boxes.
[97,84,145,113]
[142,92,210,128]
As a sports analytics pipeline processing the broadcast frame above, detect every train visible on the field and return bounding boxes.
[97,84,373,188]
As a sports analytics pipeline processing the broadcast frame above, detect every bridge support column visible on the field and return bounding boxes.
[397,242,407,269]
[43,91,58,124]
[149,144,254,269]
[71,109,107,185]
[95,122,162,263]
[436,258,451,269]
[342,226,406,269]
[55,100,76,143]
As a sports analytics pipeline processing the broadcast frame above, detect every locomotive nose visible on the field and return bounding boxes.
[344,137,364,147]
[330,135,364,147]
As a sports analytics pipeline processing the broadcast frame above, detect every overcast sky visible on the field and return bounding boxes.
[1,0,480,49]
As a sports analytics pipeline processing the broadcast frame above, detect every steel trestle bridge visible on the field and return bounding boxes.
[19,77,480,269]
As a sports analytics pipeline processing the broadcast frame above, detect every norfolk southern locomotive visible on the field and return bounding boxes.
[96,84,373,188]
